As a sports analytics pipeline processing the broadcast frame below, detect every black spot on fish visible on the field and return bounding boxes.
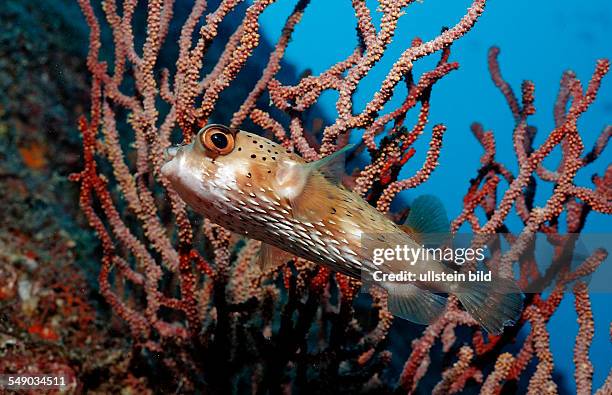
[274,151,278,154]
[259,145,263,148]
[247,172,252,178]
[271,157,276,160]
[331,208,336,214]
[253,140,257,144]
[251,154,256,159]
[267,170,271,173]
[262,157,266,161]
[238,147,242,151]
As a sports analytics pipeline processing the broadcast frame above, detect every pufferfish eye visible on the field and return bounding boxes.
[199,124,235,156]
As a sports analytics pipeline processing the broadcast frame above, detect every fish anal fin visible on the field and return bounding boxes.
[258,243,294,272]
[385,283,447,325]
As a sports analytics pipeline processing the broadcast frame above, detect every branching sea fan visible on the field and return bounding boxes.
[12,0,606,393]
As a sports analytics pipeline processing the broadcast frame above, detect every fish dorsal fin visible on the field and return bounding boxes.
[404,195,450,246]
[275,145,353,220]
[257,243,294,272]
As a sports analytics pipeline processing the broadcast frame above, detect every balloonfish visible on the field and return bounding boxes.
[161,124,522,334]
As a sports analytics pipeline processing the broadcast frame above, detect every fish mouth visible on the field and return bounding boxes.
[161,142,195,181]
[164,143,192,164]
[162,145,185,180]
[164,145,180,162]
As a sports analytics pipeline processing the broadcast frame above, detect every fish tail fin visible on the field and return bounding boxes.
[385,283,447,325]
[454,276,523,335]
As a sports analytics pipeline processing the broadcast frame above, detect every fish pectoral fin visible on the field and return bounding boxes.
[305,144,354,185]
[404,195,450,246]
[275,145,354,221]
[275,144,353,195]
[258,243,294,272]
[275,159,310,199]
[385,283,447,325]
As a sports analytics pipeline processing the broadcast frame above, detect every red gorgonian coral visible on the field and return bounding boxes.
[70,0,611,392]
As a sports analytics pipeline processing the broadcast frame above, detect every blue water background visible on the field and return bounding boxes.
[258,0,611,388]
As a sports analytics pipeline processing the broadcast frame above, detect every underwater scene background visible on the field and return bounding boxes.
[0,0,610,393]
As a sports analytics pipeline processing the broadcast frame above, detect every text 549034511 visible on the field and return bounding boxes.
[0,375,70,390]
